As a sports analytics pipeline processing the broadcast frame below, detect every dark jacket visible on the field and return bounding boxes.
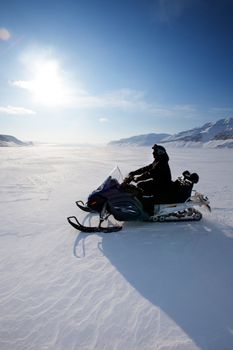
[130,153,172,190]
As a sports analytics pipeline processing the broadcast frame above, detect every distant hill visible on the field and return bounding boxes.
[163,117,233,143]
[109,118,233,148]
[108,133,171,146]
[0,135,33,147]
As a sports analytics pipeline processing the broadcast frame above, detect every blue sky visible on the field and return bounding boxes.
[1,0,233,143]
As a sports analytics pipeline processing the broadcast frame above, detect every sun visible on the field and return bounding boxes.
[13,54,72,106]
[29,60,70,106]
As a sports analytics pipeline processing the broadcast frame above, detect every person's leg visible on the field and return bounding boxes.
[137,180,154,195]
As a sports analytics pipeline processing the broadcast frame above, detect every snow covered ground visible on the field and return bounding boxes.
[0,145,233,350]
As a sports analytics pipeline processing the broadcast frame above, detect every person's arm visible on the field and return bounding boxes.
[129,163,154,181]
[129,163,152,176]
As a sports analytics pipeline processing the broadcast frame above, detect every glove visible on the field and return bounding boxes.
[134,174,145,183]
[123,174,134,184]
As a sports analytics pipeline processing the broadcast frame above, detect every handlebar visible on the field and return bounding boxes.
[123,175,134,184]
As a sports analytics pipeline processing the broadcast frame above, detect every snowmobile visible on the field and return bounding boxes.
[67,167,211,233]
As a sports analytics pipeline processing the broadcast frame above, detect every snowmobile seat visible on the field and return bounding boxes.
[152,171,199,205]
[166,171,199,203]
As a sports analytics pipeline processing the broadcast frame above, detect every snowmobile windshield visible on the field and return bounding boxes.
[95,166,123,192]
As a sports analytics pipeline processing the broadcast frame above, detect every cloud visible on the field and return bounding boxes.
[72,88,148,110]
[10,80,32,90]
[99,117,109,123]
[209,107,233,114]
[11,76,197,119]
[74,88,197,117]
[0,106,36,115]
[11,47,192,116]
[10,80,30,94]
[10,55,197,119]
[0,28,11,41]
[11,78,147,110]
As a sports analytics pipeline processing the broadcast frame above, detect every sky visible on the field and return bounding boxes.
[0,0,233,144]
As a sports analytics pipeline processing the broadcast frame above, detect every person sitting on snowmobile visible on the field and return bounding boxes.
[124,144,172,200]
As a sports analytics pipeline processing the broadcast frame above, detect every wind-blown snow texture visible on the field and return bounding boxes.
[0,145,233,350]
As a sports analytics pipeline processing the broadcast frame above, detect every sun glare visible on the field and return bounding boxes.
[13,54,72,107]
[28,60,69,105]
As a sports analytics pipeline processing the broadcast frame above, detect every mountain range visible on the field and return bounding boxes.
[0,135,33,147]
[108,133,170,147]
[2,118,233,148]
[109,117,233,148]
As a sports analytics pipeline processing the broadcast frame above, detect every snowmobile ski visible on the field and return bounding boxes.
[67,216,123,233]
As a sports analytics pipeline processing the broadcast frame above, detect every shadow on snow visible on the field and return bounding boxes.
[74,218,233,349]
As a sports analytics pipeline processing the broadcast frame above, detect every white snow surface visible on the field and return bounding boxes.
[0,145,233,350]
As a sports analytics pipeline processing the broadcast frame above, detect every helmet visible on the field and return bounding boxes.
[152,144,167,156]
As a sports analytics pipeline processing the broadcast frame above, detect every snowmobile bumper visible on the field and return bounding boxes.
[76,200,97,213]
